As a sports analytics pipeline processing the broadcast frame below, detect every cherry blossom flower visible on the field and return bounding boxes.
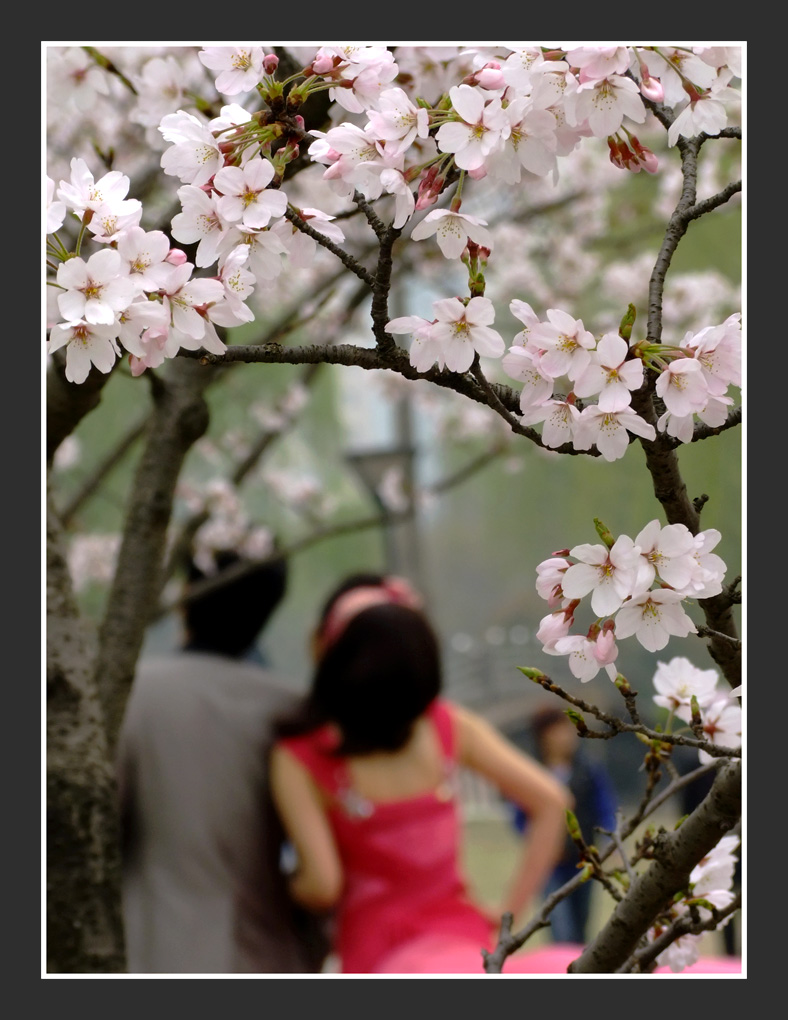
[509,299,543,349]
[683,529,727,599]
[501,48,545,93]
[553,627,619,682]
[217,226,289,286]
[667,70,740,147]
[573,404,657,461]
[115,297,170,355]
[409,209,494,259]
[680,313,742,395]
[385,314,447,372]
[565,74,646,137]
[656,357,711,416]
[691,834,739,893]
[436,85,510,172]
[116,227,172,293]
[572,332,644,411]
[207,244,256,326]
[520,397,583,450]
[566,46,632,81]
[156,261,226,353]
[366,87,431,157]
[171,185,228,268]
[309,122,388,198]
[198,47,266,96]
[526,308,596,381]
[651,655,720,715]
[646,48,717,108]
[613,588,697,652]
[129,56,188,131]
[633,519,698,591]
[56,249,135,326]
[378,167,416,228]
[695,694,741,762]
[87,199,143,244]
[501,346,554,410]
[657,392,734,444]
[57,158,133,219]
[655,931,702,973]
[159,110,224,187]
[429,297,505,373]
[126,325,171,376]
[47,47,111,113]
[536,609,573,651]
[213,157,287,230]
[561,535,643,617]
[485,98,558,183]
[318,46,399,114]
[47,320,121,384]
[535,556,571,606]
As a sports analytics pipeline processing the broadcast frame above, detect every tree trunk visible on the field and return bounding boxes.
[46,474,126,972]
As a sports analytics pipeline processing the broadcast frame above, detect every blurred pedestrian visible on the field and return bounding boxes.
[116,550,329,973]
[269,573,573,974]
[507,705,618,945]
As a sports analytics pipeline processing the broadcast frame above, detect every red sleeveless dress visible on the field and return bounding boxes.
[277,697,496,973]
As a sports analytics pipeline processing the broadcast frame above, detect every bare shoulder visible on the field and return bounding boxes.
[444,699,503,760]
[444,699,572,810]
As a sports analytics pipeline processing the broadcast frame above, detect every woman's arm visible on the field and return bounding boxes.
[451,701,573,922]
[269,744,344,912]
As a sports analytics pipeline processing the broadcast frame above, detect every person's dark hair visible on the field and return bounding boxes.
[531,706,570,743]
[182,550,288,658]
[274,575,442,755]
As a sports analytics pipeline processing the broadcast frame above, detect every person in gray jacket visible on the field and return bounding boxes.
[116,550,329,974]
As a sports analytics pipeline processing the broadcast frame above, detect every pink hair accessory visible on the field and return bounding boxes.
[318,576,424,655]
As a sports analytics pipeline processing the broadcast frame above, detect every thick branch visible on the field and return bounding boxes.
[567,759,740,973]
[92,359,212,752]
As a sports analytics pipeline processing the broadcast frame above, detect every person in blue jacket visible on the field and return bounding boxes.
[508,705,618,945]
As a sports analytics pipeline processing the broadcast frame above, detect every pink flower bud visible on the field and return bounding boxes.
[630,136,659,174]
[263,53,279,74]
[639,75,664,102]
[165,248,188,266]
[311,55,335,75]
[475,63,506,90]
[415,166,445,210]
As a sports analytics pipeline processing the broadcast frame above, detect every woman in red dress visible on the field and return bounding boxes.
[269,573,572,974]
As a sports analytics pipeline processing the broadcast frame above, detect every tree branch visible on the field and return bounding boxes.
[567,759,740,973]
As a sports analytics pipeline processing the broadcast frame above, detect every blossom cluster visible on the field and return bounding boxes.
[534,518,727,679]
[387,296,740,459]
[46,156,254,382]
[651,655,742,761]
[650,832,740,972]
[46,43,741,454]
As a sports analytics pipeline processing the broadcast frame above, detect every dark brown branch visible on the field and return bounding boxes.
[93,359,212,753]
[568,759,740,972]
[285,206,376,287]
[524,670,739,758]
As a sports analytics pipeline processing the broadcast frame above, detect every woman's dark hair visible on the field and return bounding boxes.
[274,576,442,755]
